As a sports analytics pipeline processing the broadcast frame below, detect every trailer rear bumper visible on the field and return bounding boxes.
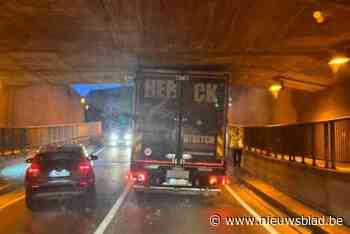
[133,184,221,195]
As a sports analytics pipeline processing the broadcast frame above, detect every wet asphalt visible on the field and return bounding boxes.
[0,146,268,234]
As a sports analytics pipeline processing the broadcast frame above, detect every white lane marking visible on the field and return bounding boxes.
[94,183,131,234]
[224,185,279,234]
[0,194,25,211]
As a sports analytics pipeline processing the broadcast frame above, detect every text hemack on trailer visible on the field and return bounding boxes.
[129,70,229,194]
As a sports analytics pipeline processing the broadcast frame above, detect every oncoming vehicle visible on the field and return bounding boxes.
[104,113,133,147]
[129,70,228,194]
[107,127,133,147]
[25,145,98,210]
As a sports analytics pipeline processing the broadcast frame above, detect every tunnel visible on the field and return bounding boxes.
[0,1,349,233]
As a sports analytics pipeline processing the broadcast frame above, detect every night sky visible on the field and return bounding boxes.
[71,83,122,96]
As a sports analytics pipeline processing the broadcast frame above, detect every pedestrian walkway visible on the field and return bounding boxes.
[249,150,350,173]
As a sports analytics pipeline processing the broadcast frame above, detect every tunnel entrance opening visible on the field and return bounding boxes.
[72,83,135,159]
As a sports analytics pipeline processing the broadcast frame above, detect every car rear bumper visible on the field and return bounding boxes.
[32,190,86,199]
[27,184,92,200]
[133,184,221,195]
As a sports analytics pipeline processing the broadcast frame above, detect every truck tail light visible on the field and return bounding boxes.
[209,176,227,186]
[222,177,229,185]
[138,173,146,182]
[128,171,147,183]
[209,176,218,185]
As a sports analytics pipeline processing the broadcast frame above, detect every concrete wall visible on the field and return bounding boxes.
[0,82,8,127]
[229,79,350,126]
[243,152,350,224]
[290,79,350,123]
[228,85,300,125]
[271,79,350,124]
[270,89,299,124]
[6,84,84,127]
[228,85,273,125]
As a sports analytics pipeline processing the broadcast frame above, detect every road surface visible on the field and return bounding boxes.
[0,147,298,234]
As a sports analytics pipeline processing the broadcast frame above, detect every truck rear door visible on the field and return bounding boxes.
[180,75,227,167]
[134,73,179,164]
[133,71,227,167]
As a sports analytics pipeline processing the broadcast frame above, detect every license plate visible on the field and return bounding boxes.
[166,169,189,179]
[168,178,189,186]
[49,169,70,178]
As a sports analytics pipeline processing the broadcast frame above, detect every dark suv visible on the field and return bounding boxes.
[25,145,98,210]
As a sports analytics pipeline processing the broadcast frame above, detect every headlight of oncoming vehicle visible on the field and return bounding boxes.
[110,134,118,141]
[124,133,132,141]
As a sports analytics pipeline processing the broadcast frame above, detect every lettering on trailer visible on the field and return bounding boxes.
[194,83,217,103]
[144,79,177,98]
[184,135,215,145]
[144,79,218,103]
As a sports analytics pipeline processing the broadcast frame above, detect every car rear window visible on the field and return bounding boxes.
[36,151,83,163]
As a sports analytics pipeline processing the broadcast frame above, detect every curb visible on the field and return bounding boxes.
[233,169,327,234]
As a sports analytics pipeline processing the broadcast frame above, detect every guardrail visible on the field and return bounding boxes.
[0,122,101,156]
[244,117,350,170]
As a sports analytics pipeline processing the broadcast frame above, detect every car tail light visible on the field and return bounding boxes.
[79,181,89,187]
[28,162,40,177]
[79,160,91,174]
[79,159,94,185]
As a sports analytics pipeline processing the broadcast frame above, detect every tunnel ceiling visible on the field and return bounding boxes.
[0,0,350,91]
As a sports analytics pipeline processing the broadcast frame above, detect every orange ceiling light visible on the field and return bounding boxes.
[328,56,350,66]
[328,56,350,73]
[268,80,284,99]
[313,11,325,24]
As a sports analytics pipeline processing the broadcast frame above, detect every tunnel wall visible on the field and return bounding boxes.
[7,84,84,127]
[0,82,9,127]
[228,85,274,125]
[288,79,350,123]
[243,151,350,224]
[228,85,300,126]
[269,79,350,124]
[229,79,350,126]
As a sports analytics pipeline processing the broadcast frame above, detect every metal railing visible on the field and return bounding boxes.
[244,117,350,170]
[0,122,101,156]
